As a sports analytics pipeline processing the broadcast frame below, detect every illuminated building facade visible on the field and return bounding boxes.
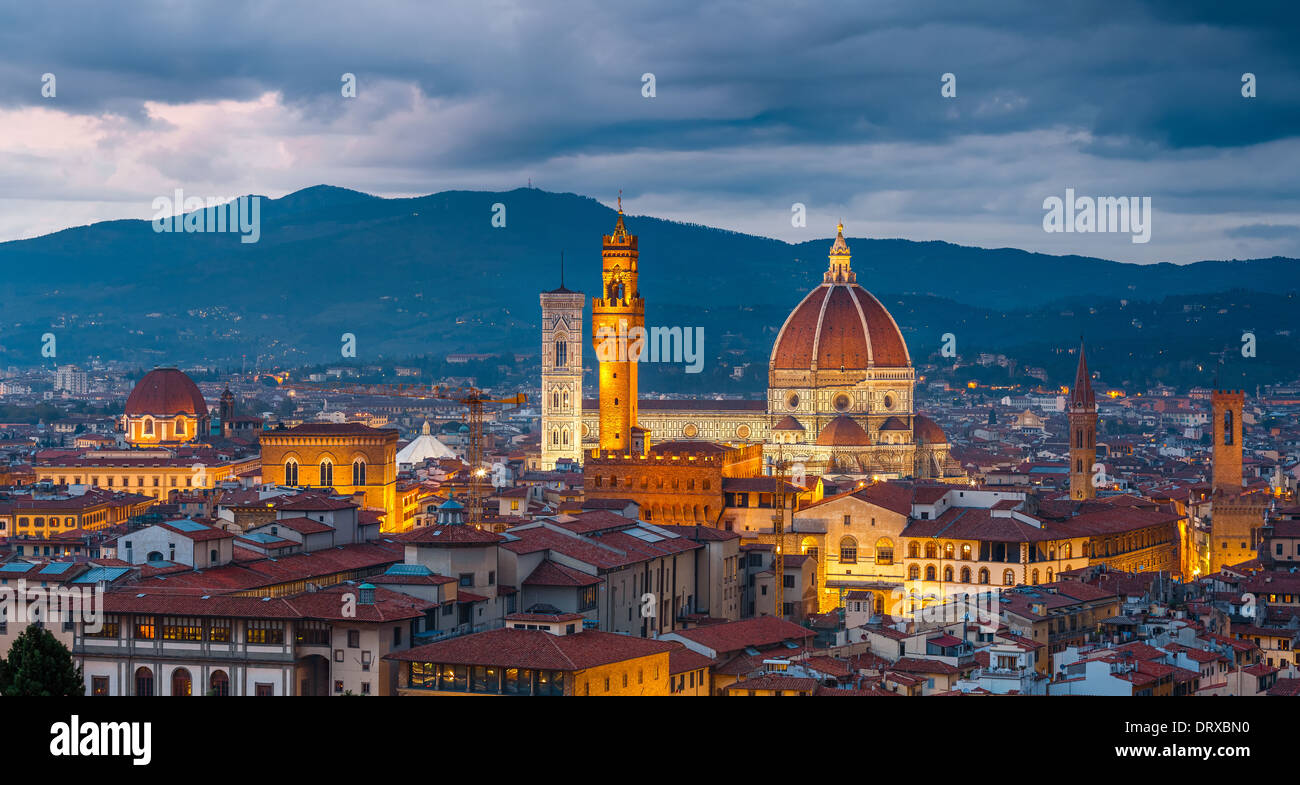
[259,423,400,531]
[590,198,644,453]
[120,368,211,446]
[565,214,960,484]
[540,275,585,469]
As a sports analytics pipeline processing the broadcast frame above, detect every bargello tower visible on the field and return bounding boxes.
[591,197,644,453]
[540,262,585,470]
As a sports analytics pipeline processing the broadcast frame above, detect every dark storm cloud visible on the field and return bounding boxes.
[0,0,1296,260]
[3,0,1296,151]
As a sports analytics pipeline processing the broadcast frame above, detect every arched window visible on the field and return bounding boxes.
[1003,570,1015,586]
[1223,409,1233,445]
[943,566,954,582]
[176,419,186,435]
[144,418,154,435]
[352,459,366,486]
[172,668,192,697]
[961,543,971,560]
[979,568,990,584]
[944,543,955,559]
[874,538,894,566]
[209,670,229,697]
[555,339,567,367]
[801,537,820,563]
[1031,569,1040,585]
[908,542,920,558]
[960,566,971,583]
[925,565,936,581]
[1063,543,1072,559]
[1076,428,1083,449]
[839,536,858,565]
[135,666,154,697]
[908,564,920,580]
[285,460,299,485]
[925,542,937,559]
[319,461,334,486]
[563,390,570,407]
[562,428,569,446]
[1046,567,1053,582]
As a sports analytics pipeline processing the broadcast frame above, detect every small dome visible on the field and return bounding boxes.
[879,416,909,431]
[125,368,208,417]
[815,416,872,447]
[772,415,805,432]
[914,414,947,444]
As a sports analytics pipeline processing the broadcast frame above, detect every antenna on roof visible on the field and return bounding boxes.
[560,251,565,289]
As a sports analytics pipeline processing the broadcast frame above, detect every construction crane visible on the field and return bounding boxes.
[280,382,526,527]
[766,454,795,619]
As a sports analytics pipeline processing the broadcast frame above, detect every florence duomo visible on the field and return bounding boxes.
[541,211,962,485]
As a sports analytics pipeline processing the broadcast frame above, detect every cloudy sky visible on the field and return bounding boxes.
[1,0,1297,262]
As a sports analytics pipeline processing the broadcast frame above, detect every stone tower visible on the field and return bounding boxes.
[591,196,644,453]
[540,260,584,470]
[1211,390,1244,494]
[219,385,235,438]
[1068,340,1097,501]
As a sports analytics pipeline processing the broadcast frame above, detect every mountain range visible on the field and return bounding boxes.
[0,185,1295,393]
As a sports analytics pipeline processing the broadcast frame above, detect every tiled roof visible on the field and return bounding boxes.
[522,559,602,588]
[386,628,676,671]
[665,616,813,657]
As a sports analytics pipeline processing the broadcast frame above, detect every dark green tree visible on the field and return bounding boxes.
[0,625,85,696]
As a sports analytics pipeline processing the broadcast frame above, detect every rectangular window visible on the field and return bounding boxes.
[255,683,274,697]
[347,629,360,648]
[246,620,285,645]
[209,619,232,643]
[92,676,110,696]
[296,620,330,646]
[161,616,203,641]
[578,585,597,611]
[410,662,436,689]
[85,614,120,639]
[133,615,156,640]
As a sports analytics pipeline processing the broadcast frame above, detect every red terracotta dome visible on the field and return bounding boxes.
[770,225,910,372]
[815,415,872,447]
[913,413,948,444]
[125,368,208,417]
